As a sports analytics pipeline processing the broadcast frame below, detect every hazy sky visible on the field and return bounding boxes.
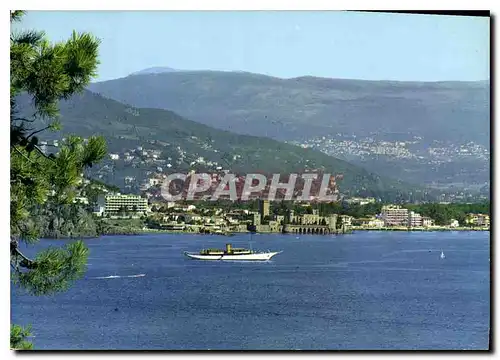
[13,11,490,82]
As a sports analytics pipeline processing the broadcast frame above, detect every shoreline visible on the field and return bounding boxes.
[351,227,489,232]
[41,227,490,240]
[97,228,493,237]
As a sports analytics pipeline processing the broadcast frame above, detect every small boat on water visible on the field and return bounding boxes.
[184,243,281,261]
[440,251,445,259]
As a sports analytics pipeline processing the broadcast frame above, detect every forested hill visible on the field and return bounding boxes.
[88,70,490,146]
[19,90,432,201]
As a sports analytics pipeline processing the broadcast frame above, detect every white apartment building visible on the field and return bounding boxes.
[104,194,148,214]
[408,211,423,227]
[381,205,409,226]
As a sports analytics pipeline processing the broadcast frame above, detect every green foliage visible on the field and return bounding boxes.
[10,10,26,23]
[10,11,105,348]
[314,201,383,218]
[11,26,100,118]
[81,136,108,168]
[404,202,490,226]
[10,324,33,350]
[146,217,161,229]
[98,218,145,235]
[31,202,100,239]
[88,178,121,193]
[80,178,119,205]
[13,241,89,296]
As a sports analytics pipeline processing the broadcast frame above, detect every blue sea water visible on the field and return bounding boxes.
[11,231,490,350]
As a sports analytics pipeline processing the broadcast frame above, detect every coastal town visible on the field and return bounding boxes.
[84,189,490,235]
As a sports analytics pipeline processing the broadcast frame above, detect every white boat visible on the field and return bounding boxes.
[184,243,281,261]
[440,251,445,259]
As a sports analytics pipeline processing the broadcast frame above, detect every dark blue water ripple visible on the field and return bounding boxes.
[11,231,490,350]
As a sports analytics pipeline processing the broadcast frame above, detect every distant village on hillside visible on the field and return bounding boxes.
[39,135,490,204]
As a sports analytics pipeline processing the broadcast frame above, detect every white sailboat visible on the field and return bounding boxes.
[440,251,445,259]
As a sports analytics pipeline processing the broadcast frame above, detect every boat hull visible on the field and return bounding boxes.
[184,251,280,261]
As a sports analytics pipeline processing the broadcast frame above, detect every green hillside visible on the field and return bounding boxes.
[22,90,432,201]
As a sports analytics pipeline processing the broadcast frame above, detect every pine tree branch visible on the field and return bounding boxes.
[10,11,26,23]
[26,126,51,139]
[34,145,55,161]
[12,146,34,163]
[10,240,36,269]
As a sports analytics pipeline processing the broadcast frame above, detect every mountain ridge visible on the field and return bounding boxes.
[130,66,183,75]
[87,69,490,187]
[17,89,431,201]
[88,70,489,145]
[123,66,489,84]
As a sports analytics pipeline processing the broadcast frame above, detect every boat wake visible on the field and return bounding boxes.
[92,274,146,279]
[219,260,275,263]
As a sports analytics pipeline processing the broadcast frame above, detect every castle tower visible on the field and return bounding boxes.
[327,214,338,230]
[259,199,270,221]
